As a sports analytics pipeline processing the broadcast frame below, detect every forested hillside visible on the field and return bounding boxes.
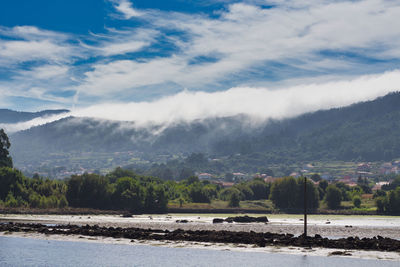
[214,92,400,162]
[9,92,400,168]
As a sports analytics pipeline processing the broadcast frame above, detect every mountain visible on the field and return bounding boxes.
[0,109,69,124]
[214,92,400,163]
[7,92,400,171]
[9,115,256,159]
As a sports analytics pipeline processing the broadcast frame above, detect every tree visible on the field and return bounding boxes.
[248,180,269,200]
[0,129,12,168]
[0,167,25,200]
[113,177,144,212]
[270,177,319,212]
[228,191,240,207]
[219,187,241,201]
[270,177,298,211]
[154,186,168,212]
[188,184,210,203]
[106,167,136,183]
[386,187,400,214]
[235,184,254,200]
[375,196,386,214]
[144,185,155,212]
[297,178,320,211]
[66,173,111,209]
[353,196,361,208]
[318,180,328,191]
[325,185,342,209]
[310,174,321,182]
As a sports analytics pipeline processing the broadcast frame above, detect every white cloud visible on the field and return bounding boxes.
[0,26,77,66]
[113,0,142,19]
[101,40,149,56]
[17,65,69,80]
[3,1,400,110]
[74,0,400,98]
[0,25,68,40]
[0,40,72,64]
[0,113,70,133]
[76,57,185,95]
[71,70,400,126]
[81,28,157,56]
[4,70,400,132]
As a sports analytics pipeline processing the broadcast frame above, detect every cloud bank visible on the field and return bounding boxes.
[0,113,71,133]
[71,70,400,125]
[3,70,399,133]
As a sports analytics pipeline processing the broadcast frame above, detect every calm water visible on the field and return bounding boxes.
[0,236,398,267]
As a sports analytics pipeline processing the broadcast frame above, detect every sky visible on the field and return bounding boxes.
[1,0,400,128]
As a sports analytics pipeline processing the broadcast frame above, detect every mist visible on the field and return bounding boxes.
[71,70,400,126]
[0,113,71,133]
[4,70,400,133]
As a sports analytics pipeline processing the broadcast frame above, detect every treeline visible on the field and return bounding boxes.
[2,164,393,214]
[0,167,68,209]
[0,164,307,212]
[375,176,400,215]
[66,168,167,213]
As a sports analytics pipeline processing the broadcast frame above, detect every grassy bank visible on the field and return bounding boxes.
[0,198,379,216]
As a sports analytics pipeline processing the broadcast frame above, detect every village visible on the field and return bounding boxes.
[197,160,400,191]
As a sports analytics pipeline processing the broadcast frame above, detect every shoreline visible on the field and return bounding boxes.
[1,230,399,262]
[1,213,400,239]
[1,213,400,262]
[0,207,379,216]
[1,221,400,254]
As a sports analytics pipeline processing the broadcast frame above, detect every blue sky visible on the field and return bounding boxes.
[1,0,400,114]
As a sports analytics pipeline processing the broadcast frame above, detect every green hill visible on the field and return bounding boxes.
[7,92,400,170]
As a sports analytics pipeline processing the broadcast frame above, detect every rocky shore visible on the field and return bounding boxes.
[1,222,399,252]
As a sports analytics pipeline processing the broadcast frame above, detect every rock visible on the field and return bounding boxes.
[121,212,133,218]
[2,222,400,252]
[329,251,352,256]
[213,218,224,224]
[225,215,269,223]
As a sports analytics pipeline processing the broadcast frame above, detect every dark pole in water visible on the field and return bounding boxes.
[304,176,307,237]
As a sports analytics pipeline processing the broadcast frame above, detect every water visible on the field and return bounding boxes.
[0,236,397,267]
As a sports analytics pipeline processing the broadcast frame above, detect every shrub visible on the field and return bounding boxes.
[5,191,18,208]
[353,196,361,208]
[29,193,41,208]
[219,187,241,201]
[59,196,69,208]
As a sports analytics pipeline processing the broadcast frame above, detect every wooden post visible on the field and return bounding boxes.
[304,176,307,237]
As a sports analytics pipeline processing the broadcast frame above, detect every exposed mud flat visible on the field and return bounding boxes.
[1,213,399,239]
[1,228,400,262]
